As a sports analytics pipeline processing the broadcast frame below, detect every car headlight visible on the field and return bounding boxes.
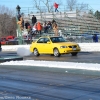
[60,46,67,48]
[77,44,80,48]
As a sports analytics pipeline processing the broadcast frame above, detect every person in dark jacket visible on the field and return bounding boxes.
[25,21,30,29]
[92,34,98,42]
[16,5,21,15]
[32,15,37,26]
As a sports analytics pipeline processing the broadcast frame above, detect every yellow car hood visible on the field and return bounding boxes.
[54,42,78,46]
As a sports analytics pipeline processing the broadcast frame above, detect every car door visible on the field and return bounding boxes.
[43,37,53,53]
[36,38,45,53]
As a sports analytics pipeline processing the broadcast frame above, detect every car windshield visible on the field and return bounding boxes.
[50,37,67,43]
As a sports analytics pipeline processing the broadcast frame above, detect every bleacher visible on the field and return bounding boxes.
[16,6,100,43]
[22,10,100,34]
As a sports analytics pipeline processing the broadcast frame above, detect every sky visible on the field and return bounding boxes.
[1,43,100,71]
[0,0,100,12]
[78,0,100,11]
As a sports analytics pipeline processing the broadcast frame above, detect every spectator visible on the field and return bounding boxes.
[17,14,21,21]
[16,5,21,15]
[54,2,59,12]
[47,21,52,30]
[51,19,56,30]
[32,15,37,26]
[27,25,32,34]
[17,17,24,31]
[37,22,42,36]
[27,25,33,39]
[52,21,56,29]
[22,19,24,30]
[32,23,38,36]
[43,21,48,33]
[25,21,30,29]
[52,22,59,36]
[92,34,98,42]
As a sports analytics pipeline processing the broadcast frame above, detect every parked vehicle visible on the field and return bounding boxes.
[0,36,15,45]
[0,37,8,45]
[6,36,32,45]
[6,35,15,40]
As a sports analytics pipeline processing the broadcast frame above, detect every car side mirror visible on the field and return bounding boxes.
[47,41,51,44]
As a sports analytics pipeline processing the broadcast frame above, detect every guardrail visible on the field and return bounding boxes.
[20,4,89,15]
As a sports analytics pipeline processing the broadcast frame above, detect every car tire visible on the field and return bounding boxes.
[50,54,54,56]
[53,48,61,57]
[33,48,40,56]
[71,52,78,56]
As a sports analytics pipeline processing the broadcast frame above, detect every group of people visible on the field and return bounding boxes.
[16,3,60,38]
[41,20,59,36]
[24,20,42,37]
[16,11,59,38]
[24,18,59,38]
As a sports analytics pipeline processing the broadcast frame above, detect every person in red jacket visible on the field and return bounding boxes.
[54,2,59,12]
[37,22,42,36]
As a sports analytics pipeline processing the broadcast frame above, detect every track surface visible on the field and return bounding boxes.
[0,52,100,100]
[25,52,100,64]
[0,65,100,100]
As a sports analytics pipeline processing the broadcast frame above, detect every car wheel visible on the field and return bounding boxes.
[50,54,54,56]
[33,48,40,56]
[53,48,60,57]
[71,52,78,56]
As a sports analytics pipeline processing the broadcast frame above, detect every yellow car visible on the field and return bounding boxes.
[30,36,81,57]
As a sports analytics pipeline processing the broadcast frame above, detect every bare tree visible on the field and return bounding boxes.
[0,5,16,37]
[76,3,88,13]
[32,0,61,13]
[66,0,77,11]
[66,0,88,12]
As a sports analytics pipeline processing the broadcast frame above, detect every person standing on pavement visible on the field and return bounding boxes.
[92,34,98,42]
[32,15,37,26]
